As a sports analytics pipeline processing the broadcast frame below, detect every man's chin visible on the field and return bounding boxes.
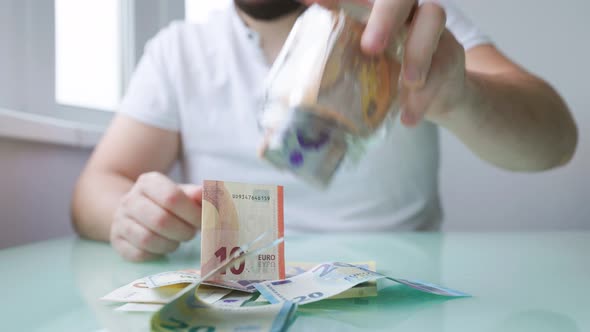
[234,0,304,21]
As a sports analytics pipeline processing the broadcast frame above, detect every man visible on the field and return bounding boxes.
[71,0,577,261]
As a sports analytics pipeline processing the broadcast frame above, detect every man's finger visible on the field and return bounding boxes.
[123,193,197,242]
[403,2,446,88]
[112,236,158,262]
[136,172,202,228]
[121,217,181,254]
[362,0,416,54]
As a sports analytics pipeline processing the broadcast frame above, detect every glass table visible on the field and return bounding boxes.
[1,232,588,331]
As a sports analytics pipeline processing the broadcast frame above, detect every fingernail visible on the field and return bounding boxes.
[404,65,422,84]
[361,27,386,54]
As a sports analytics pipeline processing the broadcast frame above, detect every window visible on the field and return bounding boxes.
[55,0,121,111]
[1,0,185,126]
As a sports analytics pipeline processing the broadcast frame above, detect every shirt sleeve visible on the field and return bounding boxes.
[423,0,493,50]
[118,25,180,132]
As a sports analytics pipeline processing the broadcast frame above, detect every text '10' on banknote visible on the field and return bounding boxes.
[201,180,285,282]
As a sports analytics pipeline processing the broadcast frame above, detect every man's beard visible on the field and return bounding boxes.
[234,0,305,21]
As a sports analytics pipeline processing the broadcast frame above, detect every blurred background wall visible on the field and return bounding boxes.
[0,138,91,248]
[1,0,588,249]
[440,0,589,230]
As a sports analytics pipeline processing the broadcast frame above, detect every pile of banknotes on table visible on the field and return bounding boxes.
[102,181,469,331]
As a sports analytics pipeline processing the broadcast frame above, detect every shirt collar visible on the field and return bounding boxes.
[230,3,262,45]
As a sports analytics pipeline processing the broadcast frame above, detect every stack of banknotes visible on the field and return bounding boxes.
[102,259,468,331]
[101,181,469,331]
[101,262,379,312]
[259,4,405,187]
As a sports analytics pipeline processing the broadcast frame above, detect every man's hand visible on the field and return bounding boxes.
[303,0,465,128]
[110,172,202,262]
[302,0,576,170]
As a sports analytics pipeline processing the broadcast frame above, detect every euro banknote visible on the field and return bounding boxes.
[145,269,260,293]
[152,301,296,332]
[255,262,470,305]
[145,261,377,299]
[213,291,257,308]
[101,280,232,305]
[200,180,285,286]
[286,261,378,299]
[116,303,162,312]
[145,269,200,288]
[151,231,296,332]
[116,291,256,312]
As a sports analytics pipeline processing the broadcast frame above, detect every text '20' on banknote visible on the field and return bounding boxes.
[201,180,285,282]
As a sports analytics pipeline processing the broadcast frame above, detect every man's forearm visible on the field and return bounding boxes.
[71,171,134,242]
[433,70,577,171]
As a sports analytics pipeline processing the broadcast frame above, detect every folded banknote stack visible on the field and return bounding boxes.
[102,181,469,331]
[259,4,405,187]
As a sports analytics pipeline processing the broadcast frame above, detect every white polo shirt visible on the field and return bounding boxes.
[120,2,490,233]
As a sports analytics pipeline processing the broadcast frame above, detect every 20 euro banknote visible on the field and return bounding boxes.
[255,262,470,305]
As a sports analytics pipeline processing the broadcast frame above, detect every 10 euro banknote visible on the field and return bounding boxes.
[201,180,285,283]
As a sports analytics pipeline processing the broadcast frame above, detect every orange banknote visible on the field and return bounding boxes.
[200,180,285,284]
